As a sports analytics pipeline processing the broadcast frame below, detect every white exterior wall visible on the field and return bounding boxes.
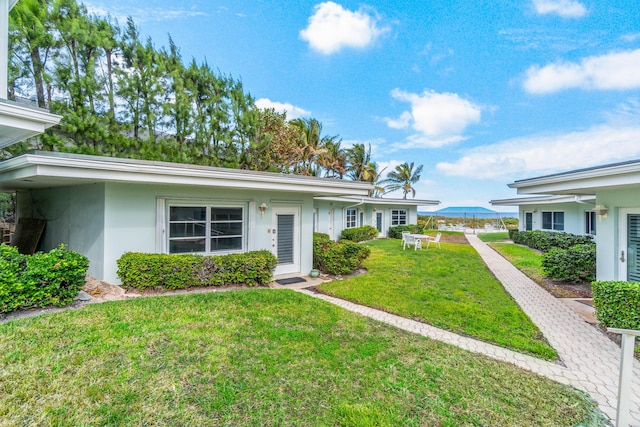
[16,184,106,279]
[593,189,639,281]
[518,202,592,235]
[314,200,418,239]
[18,182,315,284]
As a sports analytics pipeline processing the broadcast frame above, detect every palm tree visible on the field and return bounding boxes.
[289,117,328,176]
[368,162,387,197]
[320,138,347,178]
[346,143,376,182]
[382,162,423,199]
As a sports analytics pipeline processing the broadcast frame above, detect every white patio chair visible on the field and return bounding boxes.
[403,234,417,250]
[401,231,410,248]
[426,233,441,249]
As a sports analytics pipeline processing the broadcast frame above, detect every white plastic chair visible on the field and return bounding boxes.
[401,231,410,248]
[426,233,441,249]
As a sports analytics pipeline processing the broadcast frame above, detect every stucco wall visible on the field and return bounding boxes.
[101,182,315,283]
[594,189,640,281]
[16,182,315,284]
[16,184,106,279]
[314,200,418,239]
[518,202,592,235]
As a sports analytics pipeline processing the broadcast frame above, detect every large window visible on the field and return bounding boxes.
[542,211,564,231]
[585,211,596,235]
[168,205,244,253]
[345,208,357,228]
[391,209,407,226]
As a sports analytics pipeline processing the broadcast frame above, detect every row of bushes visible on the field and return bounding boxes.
[117,250,277,291]
[0,244,89,314]
[388,225,424,239]
[509,230,593,252]
[592,281,640,330]
[313,232,371,275]
[541,244,596,283]
[341,225,378,242]
[508,230,596,283]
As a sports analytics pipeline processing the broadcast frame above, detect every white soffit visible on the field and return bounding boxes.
[0,101,61,149]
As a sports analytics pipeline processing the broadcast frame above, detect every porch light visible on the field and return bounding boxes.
[593,205,608,217]
[259,203,268,216]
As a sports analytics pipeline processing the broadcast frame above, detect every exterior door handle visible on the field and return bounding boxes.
[620,250,625,262]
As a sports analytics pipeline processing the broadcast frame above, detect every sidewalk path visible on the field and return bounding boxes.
[297,235,640,426]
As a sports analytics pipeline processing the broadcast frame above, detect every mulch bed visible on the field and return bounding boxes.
[536,277,592,299]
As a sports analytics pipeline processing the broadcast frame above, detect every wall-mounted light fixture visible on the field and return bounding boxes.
[532,209,537,213]
[593,204,608,218]
[259,203,268,216]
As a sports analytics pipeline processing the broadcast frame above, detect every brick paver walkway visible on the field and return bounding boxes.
[298,235,640,426]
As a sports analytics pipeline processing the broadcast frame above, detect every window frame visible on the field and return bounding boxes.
[541,211,564,231]
[167,202,246,254]
[585,211,596,235]
[345,208,357,229]
[391,209,408,226]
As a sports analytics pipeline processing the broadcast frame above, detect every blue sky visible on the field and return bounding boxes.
[85,0,640,211]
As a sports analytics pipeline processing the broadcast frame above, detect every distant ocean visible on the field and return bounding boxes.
[419,211,519,219]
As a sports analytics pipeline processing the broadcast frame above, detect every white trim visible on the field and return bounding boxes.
[271,206,301,275]
[491,195,596,206]
[156,198,166,252]
[165,200,248,255]
[618,208,640,281]
[0,153,371,195]
[315,195,439,206]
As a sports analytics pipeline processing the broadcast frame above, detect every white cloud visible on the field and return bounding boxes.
[385,89,482,148]
[300,2,387,55]
[255,98,311,120]
[524,49,640,93]
[532,0,587,18]
[436,123,640,180]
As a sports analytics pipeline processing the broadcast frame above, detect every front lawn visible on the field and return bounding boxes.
[489,242,546,284]
[0,290,603,426]
[318,239,556,359]
[478,231,510,243]
[489,242,593,298]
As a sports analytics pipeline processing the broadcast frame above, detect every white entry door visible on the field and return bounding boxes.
[618,208,640,281]
[271,207,300,275]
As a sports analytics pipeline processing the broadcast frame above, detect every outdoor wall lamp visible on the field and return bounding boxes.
[259,203,268,216]
[593,205,608,218]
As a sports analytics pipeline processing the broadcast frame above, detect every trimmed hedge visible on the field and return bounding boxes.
[510,230,593,252]
[0,244,89,314]
[117,250,277,291]
[313,232,371,275]
[541,244,596,283]
[592,281,640,330]
[341,225,378,242]
[388,224,423,239]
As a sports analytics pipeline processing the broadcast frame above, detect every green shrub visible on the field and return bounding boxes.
[117,250,277,291]
[313,232,371,275]
[0,244,89,314]
[592,281,640,330]
[388,224,423,239]
[341,225,378,242]
[511,230,593,252]
[541,244,596,283]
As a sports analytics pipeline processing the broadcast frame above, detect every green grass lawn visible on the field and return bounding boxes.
[478,231,511,243]
[488,242,546,285]
[318,239,557,359]
[0,290,604,426]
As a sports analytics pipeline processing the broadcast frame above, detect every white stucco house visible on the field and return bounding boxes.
[313,196,439,239]
[0,152,373,283]
[490,194,597,236]
[507,159,640,282]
